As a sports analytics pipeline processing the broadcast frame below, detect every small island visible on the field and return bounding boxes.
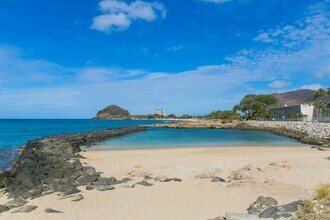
[93,105,131,120]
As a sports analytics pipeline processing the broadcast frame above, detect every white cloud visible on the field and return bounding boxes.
[268,80,291,89]
[167,45,184,51]
[300,84,323,90]
[200,0,231,3]
[0,46,72,86]
[92,13,131,32]
[76,67,121,82]
[0,88,81,108]
[253,32,274,43]
[316,64,330,77]
[234,1,330,80]
[253,2,330,51]
[1,1,329,118]
[91,0,166,32]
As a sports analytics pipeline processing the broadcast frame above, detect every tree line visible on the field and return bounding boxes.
[135,88,329,121]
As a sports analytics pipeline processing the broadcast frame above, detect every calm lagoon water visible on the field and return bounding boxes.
[0,119,305,170]
[95,127,306,150]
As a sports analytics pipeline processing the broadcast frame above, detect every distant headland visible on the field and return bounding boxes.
[93,105,131,120]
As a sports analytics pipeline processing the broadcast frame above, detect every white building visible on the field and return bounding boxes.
[269,104,314,121]
[154,109,164,116]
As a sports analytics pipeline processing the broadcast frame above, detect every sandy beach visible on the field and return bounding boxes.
[0,145,329,220]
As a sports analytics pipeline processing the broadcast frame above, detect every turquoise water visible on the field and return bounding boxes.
[0,120,306,171]
[0,119,162,170]
[94,128,306,150]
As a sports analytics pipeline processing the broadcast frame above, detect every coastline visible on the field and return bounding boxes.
[83,142,306,151]
[0,121,329,219]
[1,145,329,219]
[153,120,330,148]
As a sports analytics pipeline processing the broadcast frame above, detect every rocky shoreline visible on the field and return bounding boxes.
[152,120,239,129]
[0,126,145,210]
[0,121,329,217]
[237,121,330,148]
[153,120,330,148]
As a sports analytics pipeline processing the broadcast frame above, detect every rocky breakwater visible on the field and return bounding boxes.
[153,120,239,129]
[237,121,330,148]
[0,126,145,201]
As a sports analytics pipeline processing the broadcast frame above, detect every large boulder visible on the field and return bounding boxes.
[93,105,131,119]
[259,200,301,219]
[247,196,278,215]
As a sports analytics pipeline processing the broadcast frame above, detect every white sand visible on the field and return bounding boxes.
[0,146,329,220]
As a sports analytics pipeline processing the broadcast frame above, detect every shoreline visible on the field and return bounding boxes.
[84,143,307,152]
[0,122,329,219]
[1,145,328,219]
[153,120,330,148]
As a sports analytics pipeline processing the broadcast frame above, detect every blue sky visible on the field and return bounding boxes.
[0,0,329,118]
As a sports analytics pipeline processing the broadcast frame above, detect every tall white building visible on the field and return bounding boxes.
[154,109,164,116]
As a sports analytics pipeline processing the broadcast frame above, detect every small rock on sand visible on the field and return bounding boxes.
[4,198,28,209]
[132,180,153,187]
[71,194,84,202]
[96,185,115,191]
[144,175,153,180]
[77,174,100,185]
[12,205,38,213]
[0,205,9,213]
[211,177,226,183]
[44,208,63,213]
[163,178,182,182]
[207,217,225,220]
[121,177,133,183]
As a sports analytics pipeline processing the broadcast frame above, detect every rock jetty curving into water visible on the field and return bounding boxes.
[154,120,330,148]
[93,105,131,120]
[0,126,145,200]
[237,121,330,148]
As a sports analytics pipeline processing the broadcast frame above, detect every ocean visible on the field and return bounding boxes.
[0,119,305,171]
[0,119,161,171]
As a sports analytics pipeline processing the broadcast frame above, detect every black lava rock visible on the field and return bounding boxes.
[12,205,38,213]
[0,205,9,213]
[211,177,226,183]
[44,208,63,213]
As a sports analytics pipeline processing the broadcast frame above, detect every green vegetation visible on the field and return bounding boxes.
[136,89,330,121]
[134,114,171,119]
[292,184,330,220]
[167,114,177,118]
[133,114,199,120]
[179,114,194,119]
[293,112,307,118]
[314,88,330,99]
[315,183,330,200]
[233,94,278,120]
[294,199,315,220]
[313,92,330,117]
[205,110,240,120]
